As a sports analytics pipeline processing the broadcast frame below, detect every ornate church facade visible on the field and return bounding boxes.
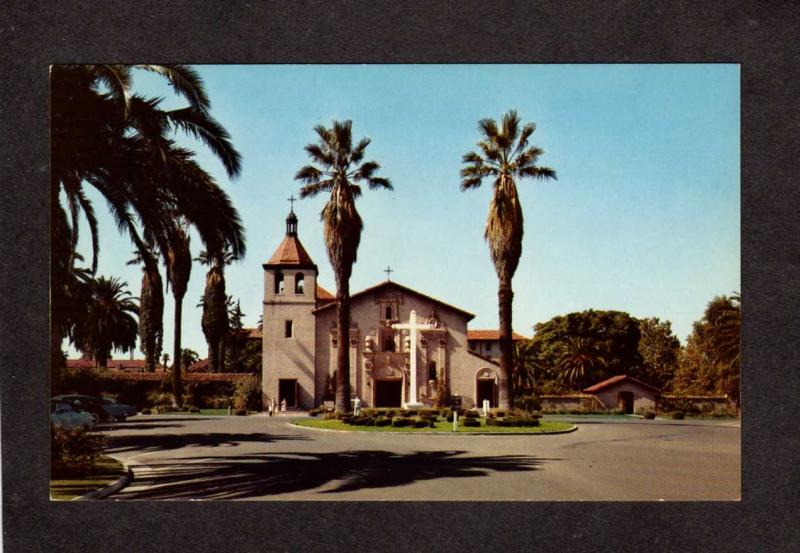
[262,210,502,410]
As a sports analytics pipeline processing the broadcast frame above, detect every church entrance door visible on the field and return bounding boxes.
[374,380,402,407]
[279,379,298,408]
[476,379,496,408]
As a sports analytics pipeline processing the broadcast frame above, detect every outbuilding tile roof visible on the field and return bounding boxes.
[583,374,661,393]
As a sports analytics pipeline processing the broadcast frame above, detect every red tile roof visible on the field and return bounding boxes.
[265,235,315,266]
[467,330,527,341]
[311,280,475,320]
[316,284,335,302]
[66,359,164,371]
[583,374,661,394]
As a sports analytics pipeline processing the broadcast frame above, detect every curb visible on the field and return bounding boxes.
[289,421,578,436]
[72,462,133,501]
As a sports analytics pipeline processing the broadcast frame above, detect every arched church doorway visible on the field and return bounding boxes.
[374,379,402,407]
[475,368,498,408]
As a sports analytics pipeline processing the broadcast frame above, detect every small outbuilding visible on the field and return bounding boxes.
[583,375,660,414]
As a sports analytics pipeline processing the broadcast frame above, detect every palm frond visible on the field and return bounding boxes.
[133,64,210,112]
[299,179,334,198]
[165,107,242,179]
[367,176,392,191]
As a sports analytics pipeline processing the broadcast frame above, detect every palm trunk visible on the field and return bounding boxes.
[498,276,514,410]
[335,280,351,413]
[172,294,183,407]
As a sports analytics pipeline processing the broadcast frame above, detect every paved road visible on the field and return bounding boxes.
[103,415,740,501]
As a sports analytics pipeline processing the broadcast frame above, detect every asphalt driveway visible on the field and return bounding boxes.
[102,414,740,501]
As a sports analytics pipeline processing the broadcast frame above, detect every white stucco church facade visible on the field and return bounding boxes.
[262,210,502,411]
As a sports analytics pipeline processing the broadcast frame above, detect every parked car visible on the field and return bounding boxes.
[50,402,95,429]
[52,395,134,423]
[101,396,138,418]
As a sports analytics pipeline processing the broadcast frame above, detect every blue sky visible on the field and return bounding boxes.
[72,64,740,359]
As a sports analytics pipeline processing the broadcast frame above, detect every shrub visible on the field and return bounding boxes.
[643,411,656,420]
[374,416,392,427]
[51,425,107,478]
[671,410,685,420]
[147,390,174,408]
[392,418,412,427]
[461,418,480,427]
[308,408,323,417]
[233,375,261,412]
[404,409,419,417]
[464,411,479,419]
[513,394,541,414]
[140,407,151,415]
[419,408,439,417]
[412,419,429,428]
[234,409,247,416]
[494,410,506,418]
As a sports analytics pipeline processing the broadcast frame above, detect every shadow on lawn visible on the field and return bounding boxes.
[112,450,553,500]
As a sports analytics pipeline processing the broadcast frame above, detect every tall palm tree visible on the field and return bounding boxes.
[197,246,236,372]
[557,336,607,391]
[71,276,139,368]
[128,244,164,372]
[461,110,556,408]
[295,120,392,413]
[164,219,192,406]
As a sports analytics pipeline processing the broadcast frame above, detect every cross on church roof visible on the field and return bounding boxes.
[384,266,394,281]
[287,194,297,212]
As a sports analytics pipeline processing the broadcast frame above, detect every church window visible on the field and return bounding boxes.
[285,320,293,338]
[275,272,284,295]
[382,329,396,352]
[385,305,393,320]
[295,273,305,294]
[428,361,437,381]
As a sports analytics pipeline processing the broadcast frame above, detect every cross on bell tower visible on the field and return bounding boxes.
[384,266,394,281]
[285,195,298,236]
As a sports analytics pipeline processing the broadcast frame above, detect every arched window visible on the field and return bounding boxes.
[274,272,284,295]
[385,305,393,320]
[428,361,437,381]
[295,273,305,294]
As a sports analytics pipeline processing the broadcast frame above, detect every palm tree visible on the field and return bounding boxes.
[557,336,607,391]
[295,120,392,413]
[128,244,164,372]
[461,110,556,408]
[71,276,139,368]
[512,339,543,395]
[164,219,192,406]
[197,247,236,372]
[50,64,243,383]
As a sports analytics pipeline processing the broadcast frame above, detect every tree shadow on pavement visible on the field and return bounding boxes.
[107,431,310,455]
[113,450,555,500]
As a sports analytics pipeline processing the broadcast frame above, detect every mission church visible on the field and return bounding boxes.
[262,208,512,411]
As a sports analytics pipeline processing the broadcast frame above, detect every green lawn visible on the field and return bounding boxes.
[50,456,126,500]
[293,418,574,434]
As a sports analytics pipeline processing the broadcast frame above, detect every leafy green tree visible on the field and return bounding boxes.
[531,309,643,382]
[461,109,556,408]
[181,348,200,369]
[672,295,740,404]
[296,120,392,413]
[71,276,139,368]
[557,336,607,390]
[224,299,252,372]
[637,317,680,390]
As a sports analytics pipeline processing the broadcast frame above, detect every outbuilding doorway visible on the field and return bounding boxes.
[617,391,634,414]
[279,379,298,408]
[374,380,402,407]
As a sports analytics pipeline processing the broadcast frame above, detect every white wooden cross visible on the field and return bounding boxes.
[392,309,434,407]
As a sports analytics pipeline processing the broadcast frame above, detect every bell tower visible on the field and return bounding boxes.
[262,204,318,410]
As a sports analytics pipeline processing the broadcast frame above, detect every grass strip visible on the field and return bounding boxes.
[293,418,574,434]
[50,456,126,500]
